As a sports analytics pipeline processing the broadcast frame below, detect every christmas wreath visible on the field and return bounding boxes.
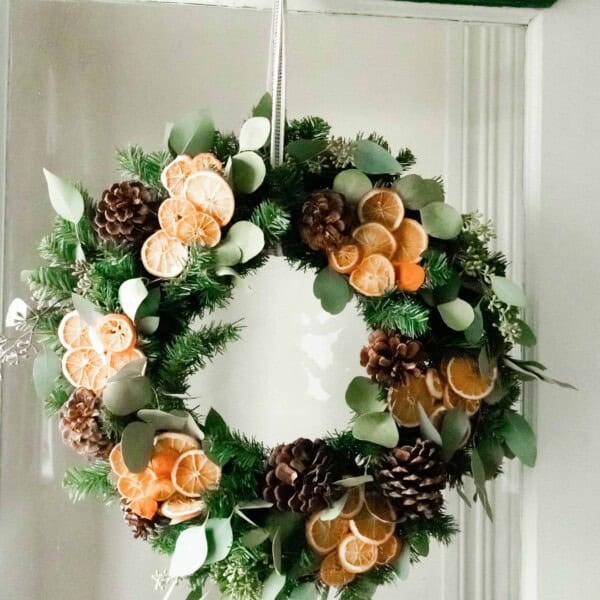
[0,96,571,600]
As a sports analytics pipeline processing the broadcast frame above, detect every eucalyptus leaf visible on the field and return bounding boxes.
[103,376,154,416]
[136,287,160,319]
[478,346,495,378]
[226,221,265,262]
[186,589,205,600]
[410,535,429,557]
[441,408,471,461]
[438,298,475,331]
[313,267,352,315]
[238,499,274,510]
[420,202,462,240]
[319,492,349,522]
[169,525,208,577]
[241,528,270,548]
[232,151,266,194]
[464,304,484,344]
[121,421,155,473]
[214,241,243,267]
[271,528,283,574]
[332,169,372,206]
[456,485,472,508]
[169,111,215,156]
[353,140,402,175]
[75,244,86,262]
[138,316,160,335]
[471,449,494,521]
[239,117,271,152]
[498,412,537,467]
[42,169,84,223]
[503,357,576,390]
[4,298,29,327]
[345,376,385,415]
[393,542,411,580]
[484,381,506,405]
[107,357,147,382]
[515,318,537,347]
[234,507,259,528]
[137,409,188,432]
[417,403,442,446]
[261,571,286,600]
[253,92,273,119]
[490,276,527,307]
[118,278,148,322]
[334,475,374,488]
[352,411,399,448]
[289,583,319,600]
[184,415,205,441]
[393,174,443,210]
[72,293,102,327]
[205,518,234,564]
[32,348,61,402]
[433,272,461,304]
[286,139,328,162]
[477,438,504,479]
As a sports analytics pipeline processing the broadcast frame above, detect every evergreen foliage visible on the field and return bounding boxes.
[45,377,71,415]
[250,200,291,243]
[63,461,117,503]
[358,294,430,337]
[116,146,171,191]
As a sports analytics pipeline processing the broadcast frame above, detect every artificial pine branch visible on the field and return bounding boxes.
[45,377,71,415]
[212,131,239,160]
[340,566,397,600]
[396,147,416,171]
[250,200,291,243]
[397,512,458,546]
[325,429,387,463]
[286,116,331,142]
[358,294,430,338]
[116,146,171,191]
[26,266,77,305]
[423,249,453,288]
[63,461,117,503]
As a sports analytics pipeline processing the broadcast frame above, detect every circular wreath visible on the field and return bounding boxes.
[1,98,568,600]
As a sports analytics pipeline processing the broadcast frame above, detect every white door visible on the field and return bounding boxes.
[0,1,598,599]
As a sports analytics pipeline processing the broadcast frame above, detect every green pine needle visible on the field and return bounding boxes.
[116,146,172,191]
[340,566,397,600]
[44,377,71,415]
[358,294,430,337]
[26,266,78,304]
[423,249,453,288]
[63,461,117,504]
[250,200,291,243]
[286,116,331,142]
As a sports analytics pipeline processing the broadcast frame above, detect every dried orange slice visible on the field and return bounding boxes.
[192,153,223,173]
[319,551,356,588]
[377,536,401,565]
[393,218,428,263]
[306,513,349,555]
[388,374,441,427]
[349,494,396,545]
[184,170,235,226]
[147,478,176,502]
[161,155,194,196]
[58,310,91,349]
[425,368,444,400]
[107,347,145,373]
[154,432,200,455]
[141,230,188,278]
[171,449,221,498]
[158,197,199,244]
[328,244,362,275]
[149,447,180,479]
[443,384,482,416]
[96,314,136,353]
[349,254,395,297]
[109,443,130,478]
[117,470,157,500]
[338,534,378,574]
[352,223,397,259]
[445,356,497,400]
[358,188,404,231]
[62,346,107,391]
[161,494,205,522]
[128,496,159,520]
[394,261,426,292]
[340,486,365,519]
[193,211,221,248]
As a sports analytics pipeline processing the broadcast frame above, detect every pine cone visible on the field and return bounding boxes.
[120,499,156,540]
[58,388,113,459]
[377,440,447,522]
[94,180,159,246]
[263,438,338,513]
[360,329,429,387]
[300,190,352,251]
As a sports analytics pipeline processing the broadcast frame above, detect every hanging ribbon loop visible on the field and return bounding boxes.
[268,0,286,167]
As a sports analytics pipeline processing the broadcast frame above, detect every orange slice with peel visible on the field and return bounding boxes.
[192,153,223,173]
[443,384,482,416]
[349,254,395,297]
[161,156,194,197]
[349,494,396,545]
[96,314,136,353]
[393,218,428,263]
[425,368,444,400]
[193,211,222,248]
[161,494,205,523]
[319,551,356,588]
[171,449,221,498]
[328,243,362,275]
[445,356,497,400]
[358,188,404,231]
[377,536,401,565]
[109,443,130,478]
[141,230,188,278]
[147,478,176,502]
[306,513,350,555]
[148,447,180,479]
[58,310,91,349]
[394,261,426,292]
[62,346,108,391]
[117,470,157,500]
[154,432,200,455]
[388,374,442,427]
[159,197,199,244]
[337,534,378,574]
[352,223,397,259]
[184,170,235,226]
[128,497,159,520]
[107,347,145,373]
[340,486,365,519]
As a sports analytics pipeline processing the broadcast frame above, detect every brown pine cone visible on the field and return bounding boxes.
[300,190,352,251]
[120,499,156,540]
[263,438,338,514]
[360,329,429,387]
[94,180,159,246]
[58,388,113,459]
[377,439,447,522]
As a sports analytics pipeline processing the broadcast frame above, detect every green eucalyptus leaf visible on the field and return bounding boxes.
[214,241,243,267]
[334,475,374,488]
[253,92,273,119]
[205,518,234,564]
[238,499,274,510]
[103,376,154,416]
[333,169,372,206]
[410,535,430,557]
[42,169,84,223]
[420,203,462,240]
[239,117,271,152]
[441,408,471,461]
[289,583,319,600]
[121,421,155,473]
[313,267,352,315]
[478,346,495,378]
[393,541,411,580]
[353,140,402,175]
[184,415,205,441]
[186,589,204,600]
[286,139,328,162]
[490,276,527,307]
[72,293,103,328]
[107,358,147,382]
[319,493,349,522]
[136,287,160,319]
[261,570,286,600]
[456,485,472,508]
[241,527,270,548]
[32,348,61,402]
[433,273,462,304]
[75,244,86,262]
[393,174,443,210]
[232,151,267,194]
[464,304,484,344]
[169,525,208,577]
[352,411,399,448]
[471,449,494,521]
[118,278,148,322]
[438,298,475,331]
[484,381,506,405]
[477,438,504,479]
[272,527,283,574]
[417,403,442,446]
[498,412,537,467]
[515,319,537,346]
[137,409,188,432]
[226,221,265,262]
[138,316,160,335]
[168,111,215,156]
[345,376,385,415]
